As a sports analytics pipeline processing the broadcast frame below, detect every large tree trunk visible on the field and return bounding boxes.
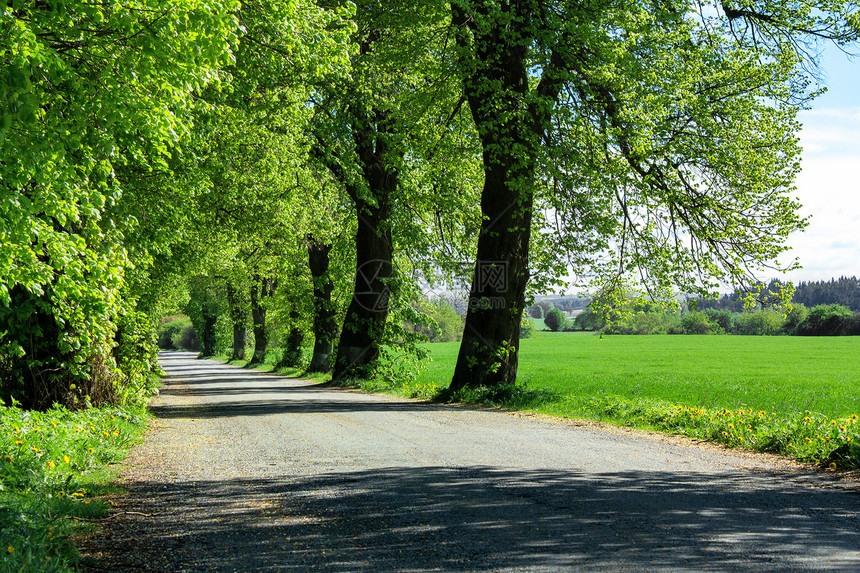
[329,102,399,381]
[225,282,247,361]
[332,198,393,380]
[250,274,276,363]
[448,3,563,391]
[307,237,337,373]
[449,155,535,390]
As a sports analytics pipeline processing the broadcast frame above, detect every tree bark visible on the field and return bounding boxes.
[332,196,393,380]
[225,282,247,361]
[307,236,337,373]
[448,2,564,391]
[250,274,276,364]
[327,104,399,381]
[280,309,304,367]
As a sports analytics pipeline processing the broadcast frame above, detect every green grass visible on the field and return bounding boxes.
[0,402,148,572]
[419,333,860,417]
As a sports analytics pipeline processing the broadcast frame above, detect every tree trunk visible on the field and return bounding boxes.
[448,3,563,391]
[307,237,337,373]
[250,274,276,363]
[332,198,393,380]
[200,303,218,358]
[280,309,304,367]
[448,159,534,390]
[225,282,247,361]
[328,103,399,381]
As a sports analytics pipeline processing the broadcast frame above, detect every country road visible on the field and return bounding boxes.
[81,351,860,572]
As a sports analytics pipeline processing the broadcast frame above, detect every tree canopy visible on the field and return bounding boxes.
[1,0,857,408]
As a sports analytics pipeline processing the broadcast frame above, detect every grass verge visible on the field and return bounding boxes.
[0,401,147,572]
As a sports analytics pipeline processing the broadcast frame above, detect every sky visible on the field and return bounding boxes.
[781,45,860,284]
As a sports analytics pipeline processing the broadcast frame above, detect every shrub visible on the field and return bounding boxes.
[680,311,714,335]
[798,304,854,336]
[544,308,567,332]
[782,303,809,335]
[703,309,734,333]
[573,308,605,331]
[606,311,680,335]
[520,316,536,339]
[734,310,785,336]
[157,316,198,351]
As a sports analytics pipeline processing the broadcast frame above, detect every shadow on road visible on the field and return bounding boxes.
[84,465,859,572]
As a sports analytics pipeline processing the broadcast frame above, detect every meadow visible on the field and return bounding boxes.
[418,333,860,418]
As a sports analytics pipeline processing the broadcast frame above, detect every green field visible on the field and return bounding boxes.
[418,333,860,417]
[403,333,860,467]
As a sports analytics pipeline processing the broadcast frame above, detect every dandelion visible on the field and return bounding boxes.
[112,430,120,436]
[12,425,20,432]
[88,448,94,453]
[50,421,57,427]
[63,455,71,464]
[728,423,734,429]
[6,546,13,555]
[3,455,12,462]
[803,417,812,423]
[805,437,812,443]
[15,440,23,445]
[47,461,56,469]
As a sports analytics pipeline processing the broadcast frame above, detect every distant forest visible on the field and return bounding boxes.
[696,277,860,312]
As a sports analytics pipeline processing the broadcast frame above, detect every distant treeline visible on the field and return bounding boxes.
[526,277,860,336]
[697,276,860,313]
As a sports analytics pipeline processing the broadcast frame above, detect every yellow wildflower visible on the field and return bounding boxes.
[15,440,23,445]
[47,461,56,469]
[6,546,13,555]
[63,455,71,464]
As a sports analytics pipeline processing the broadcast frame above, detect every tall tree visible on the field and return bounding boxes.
[446,0,857,391]
[0,1,239,408]
[312,1,477,380]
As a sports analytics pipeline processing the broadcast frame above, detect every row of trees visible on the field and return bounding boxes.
[598,304,860,336]
[697,277,860,313]
[2,1,858,409]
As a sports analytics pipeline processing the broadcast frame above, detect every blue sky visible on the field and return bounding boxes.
[781,46,860,284]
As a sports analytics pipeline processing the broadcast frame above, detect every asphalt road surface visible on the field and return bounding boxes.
[81,351,860,572]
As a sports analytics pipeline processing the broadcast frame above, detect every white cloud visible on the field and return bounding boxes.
[781,114,860,282]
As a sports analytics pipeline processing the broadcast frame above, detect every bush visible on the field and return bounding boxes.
[544,308,567,332]
[573,308,605,331]
[703,309,734,333]
[605,311,680,335]
[680,311,715,335]
[157,316,198,351]
[520,316,536,339]
[782,303,809,335]
[798,304,854,336]
[734,310,785,336]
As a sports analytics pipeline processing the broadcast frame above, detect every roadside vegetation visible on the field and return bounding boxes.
[0,402,148,572]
